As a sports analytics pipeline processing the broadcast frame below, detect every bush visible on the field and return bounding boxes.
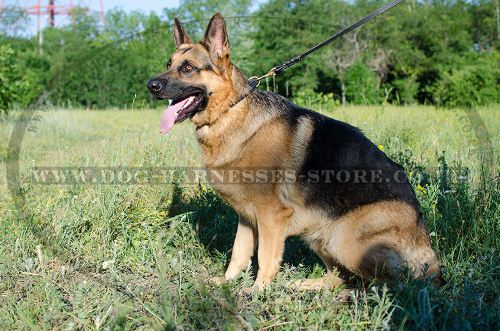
[433,51,500,108]
[344,62,381,105]
[0,44,30,115]
[391,75,420,105]
[292,88,339,110]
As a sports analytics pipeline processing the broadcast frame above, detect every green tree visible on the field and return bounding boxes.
[345,61,380,104]
[0,6,29,37]
[164,0,254,70]
[433,51,500,107]
[0,44,30,114]
[470,0,500,50]
[1,0,499,110]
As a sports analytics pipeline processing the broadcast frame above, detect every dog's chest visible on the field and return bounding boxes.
[210,181,260,222]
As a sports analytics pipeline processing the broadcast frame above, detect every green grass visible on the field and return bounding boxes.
[0,105,499,330]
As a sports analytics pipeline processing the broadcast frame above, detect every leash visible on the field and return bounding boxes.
[230,0,405,107]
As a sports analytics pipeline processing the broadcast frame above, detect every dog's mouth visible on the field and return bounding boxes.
[160,93,206,135]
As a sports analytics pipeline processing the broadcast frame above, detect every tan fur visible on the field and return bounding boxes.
[294,201,439,281]
[163,15,441,290]
[224,216,257,280]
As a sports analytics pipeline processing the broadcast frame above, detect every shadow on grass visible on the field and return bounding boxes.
[158,167,500,329]
[166,182,322,272]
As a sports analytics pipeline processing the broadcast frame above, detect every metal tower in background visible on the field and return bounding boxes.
[0,0,105,33]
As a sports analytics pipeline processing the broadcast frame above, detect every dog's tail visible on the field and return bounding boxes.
[403,219,445,286]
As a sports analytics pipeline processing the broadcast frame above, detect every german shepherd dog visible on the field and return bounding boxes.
[147,13,442,291]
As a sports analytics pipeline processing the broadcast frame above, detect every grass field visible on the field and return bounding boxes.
[0,105,499,330]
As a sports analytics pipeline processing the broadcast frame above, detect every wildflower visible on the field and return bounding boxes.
[377,144,384,151]
[417,184,427,194]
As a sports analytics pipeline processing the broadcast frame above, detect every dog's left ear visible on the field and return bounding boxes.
[203,13,230,60]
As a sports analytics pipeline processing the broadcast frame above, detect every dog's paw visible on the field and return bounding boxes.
[335,288,353,303]
[241,286,255,296]
[241,283,267,296]
[210,276,227,286]
[288,278,325,291]
[241,285,264,296]
[287,275,344,291]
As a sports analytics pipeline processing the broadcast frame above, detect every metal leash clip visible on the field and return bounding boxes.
[248,66,278,89]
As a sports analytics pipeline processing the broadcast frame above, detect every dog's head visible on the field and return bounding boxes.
[148,13,238,134]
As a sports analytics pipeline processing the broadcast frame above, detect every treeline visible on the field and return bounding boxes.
[0,0,498,113]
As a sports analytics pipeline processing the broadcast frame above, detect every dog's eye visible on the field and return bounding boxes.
[179,61,196,73]
[166,59,172,69]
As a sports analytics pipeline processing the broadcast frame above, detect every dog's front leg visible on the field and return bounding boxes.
[253,206,293,291]
[223,216,258,280]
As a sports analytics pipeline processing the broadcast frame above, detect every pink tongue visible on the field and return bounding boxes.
[159,97,191,135]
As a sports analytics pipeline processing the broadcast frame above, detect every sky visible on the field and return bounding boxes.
[104,0,180,14]
[2,0,181,35]
[3,0,180,14]
[4,0,263,36]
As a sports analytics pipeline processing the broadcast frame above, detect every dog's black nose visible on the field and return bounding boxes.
[147,79,162,93]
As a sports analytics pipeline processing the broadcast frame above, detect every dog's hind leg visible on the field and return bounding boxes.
[290,273,344,291]
[402,222,443,285]
[330,201,442,284]
[288,241,345,291]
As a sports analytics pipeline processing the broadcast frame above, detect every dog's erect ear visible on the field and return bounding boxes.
[203,13,230,59]
[173,17,192,48]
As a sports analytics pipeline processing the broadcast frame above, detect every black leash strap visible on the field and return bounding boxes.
[247,0,405,90]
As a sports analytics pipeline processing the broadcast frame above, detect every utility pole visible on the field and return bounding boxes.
[38,0,43,49]
[496,0,500,42]
[49,0,55,27]
[99,0,105,27]
[70,0,73,26]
